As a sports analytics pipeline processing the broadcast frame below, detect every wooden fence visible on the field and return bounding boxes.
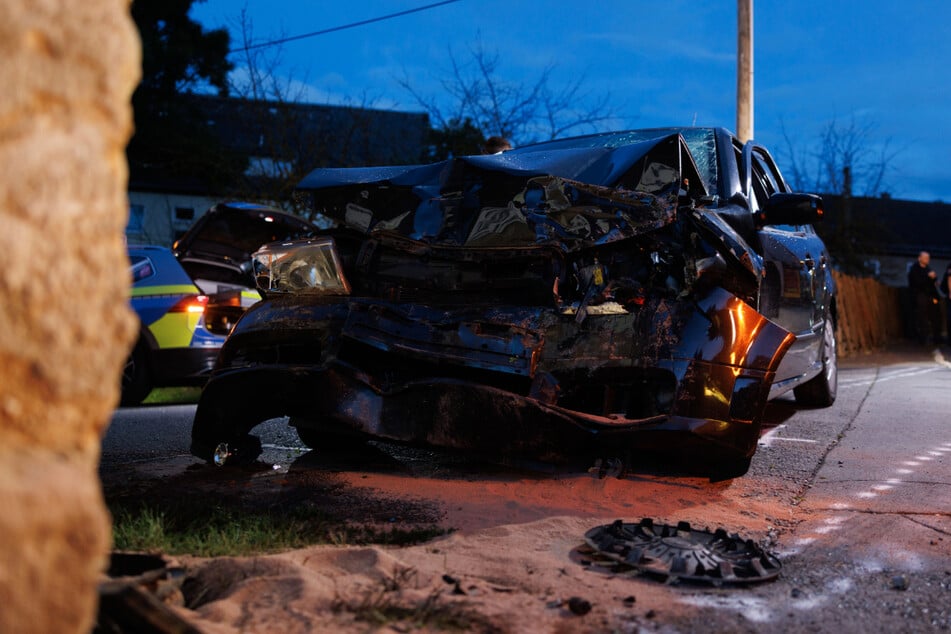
[832,271,903,357]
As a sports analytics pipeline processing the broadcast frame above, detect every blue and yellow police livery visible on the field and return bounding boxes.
[122,246,226,406]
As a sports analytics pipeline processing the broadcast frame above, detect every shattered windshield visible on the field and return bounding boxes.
[511,128,719,197]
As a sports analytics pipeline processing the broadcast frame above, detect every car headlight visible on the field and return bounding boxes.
[252,237,351,295]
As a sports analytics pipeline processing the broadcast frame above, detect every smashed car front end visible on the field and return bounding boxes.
[191,132,794,470]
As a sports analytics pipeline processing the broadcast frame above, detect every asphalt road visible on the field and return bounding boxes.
[101,350,951,632]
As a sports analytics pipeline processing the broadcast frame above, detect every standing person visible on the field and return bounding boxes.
[941,261,951,343]
[908,251,940,345]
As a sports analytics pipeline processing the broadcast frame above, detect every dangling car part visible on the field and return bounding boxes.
[172,201,317,334]
[191,127,836,477]
[582,518,782,585]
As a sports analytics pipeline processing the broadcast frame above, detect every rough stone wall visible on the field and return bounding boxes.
[0,1,139,632]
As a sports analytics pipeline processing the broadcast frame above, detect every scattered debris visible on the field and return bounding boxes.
[582,518,782,585]
[891,575,910,591]
[96,552,197,634]
[547,597,593,616]
[440,573,466,595]
[567,597,592,616]
[589,457,626,479]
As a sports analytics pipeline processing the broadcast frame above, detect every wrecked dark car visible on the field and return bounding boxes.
[191,127,836,477]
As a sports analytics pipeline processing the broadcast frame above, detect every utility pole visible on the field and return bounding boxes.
[737,0,753,142]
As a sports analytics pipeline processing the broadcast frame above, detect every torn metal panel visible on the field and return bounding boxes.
[297,133,697,253]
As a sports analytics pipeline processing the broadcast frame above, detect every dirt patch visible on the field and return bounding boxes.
[102,440,788,540]
[100,436,809,632]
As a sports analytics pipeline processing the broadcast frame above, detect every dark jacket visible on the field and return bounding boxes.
[941,265,951,297]
[909,262,939,298]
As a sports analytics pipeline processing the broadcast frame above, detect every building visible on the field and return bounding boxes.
[819,195,951,287]
[127,95,430,246]
[820,194,951,339]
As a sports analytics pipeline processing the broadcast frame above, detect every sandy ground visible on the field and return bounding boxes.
[106,438,806,633]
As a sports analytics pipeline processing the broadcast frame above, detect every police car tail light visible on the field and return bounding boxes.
[169,295,209,314]
[252,237,351,295]
[214,289,244,307]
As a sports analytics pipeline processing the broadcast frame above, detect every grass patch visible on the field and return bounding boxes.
[142,386,202,405]
[110,498,449,557]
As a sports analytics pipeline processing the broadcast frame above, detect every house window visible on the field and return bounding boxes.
[127,204,145,234]
[175,207,195,221]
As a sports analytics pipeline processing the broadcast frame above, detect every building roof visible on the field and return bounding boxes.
[820,194,951,259]
[129,94,430,197]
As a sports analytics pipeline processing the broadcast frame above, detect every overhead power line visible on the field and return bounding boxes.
[230,0,464,53]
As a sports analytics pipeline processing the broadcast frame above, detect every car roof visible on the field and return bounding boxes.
[510,126,733,151]
[510,127,731,198]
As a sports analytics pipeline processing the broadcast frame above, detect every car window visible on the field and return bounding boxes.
[752,151,781,195]
[751,150,801,232]
[129,255,155,284]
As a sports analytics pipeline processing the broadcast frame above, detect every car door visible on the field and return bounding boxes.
[742,143,831,388]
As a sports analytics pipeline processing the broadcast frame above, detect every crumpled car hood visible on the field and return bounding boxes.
[297,133,707,252]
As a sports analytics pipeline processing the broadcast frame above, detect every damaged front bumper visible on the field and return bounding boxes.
[191,286,793,466]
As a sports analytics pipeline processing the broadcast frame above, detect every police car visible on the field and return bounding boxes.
[122,246,226,406]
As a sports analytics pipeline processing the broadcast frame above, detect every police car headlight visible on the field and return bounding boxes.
[252,237,351,295]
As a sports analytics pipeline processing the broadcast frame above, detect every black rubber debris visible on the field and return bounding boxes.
[582,518,781,585]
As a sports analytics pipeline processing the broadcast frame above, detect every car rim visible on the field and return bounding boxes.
[122,355,135,388]
[825,321,837,392]
[583,518,782,584]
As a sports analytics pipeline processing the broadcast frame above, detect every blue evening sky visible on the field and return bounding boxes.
[191,1,950,202]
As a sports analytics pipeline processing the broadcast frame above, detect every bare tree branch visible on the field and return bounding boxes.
[399,39,619,155]
[779,114,900,197]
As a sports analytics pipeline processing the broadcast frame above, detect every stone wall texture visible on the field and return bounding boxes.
[0,1,139,632]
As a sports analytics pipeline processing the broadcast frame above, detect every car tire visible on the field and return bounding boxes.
[707,454,753,480]
[120,338,152,407]
[292,418,367,451]
[793,308,837,407]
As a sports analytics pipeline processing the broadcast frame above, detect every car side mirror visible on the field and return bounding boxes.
[757,193,823,226]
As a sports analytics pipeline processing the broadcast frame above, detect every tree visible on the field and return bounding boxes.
[780,115,900,275]
[780,115,898,197]
[399,43,618,158]
[128,0,244,186]
[223,10,428,216]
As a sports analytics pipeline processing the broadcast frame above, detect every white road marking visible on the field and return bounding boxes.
[759,424,817,447]
[839,366,941,389]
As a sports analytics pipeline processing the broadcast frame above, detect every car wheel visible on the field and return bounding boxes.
[793,308,837,407]
[120,338,152,407]
[291,418,367,451]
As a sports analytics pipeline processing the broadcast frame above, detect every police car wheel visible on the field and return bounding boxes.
[120,338,152,407]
